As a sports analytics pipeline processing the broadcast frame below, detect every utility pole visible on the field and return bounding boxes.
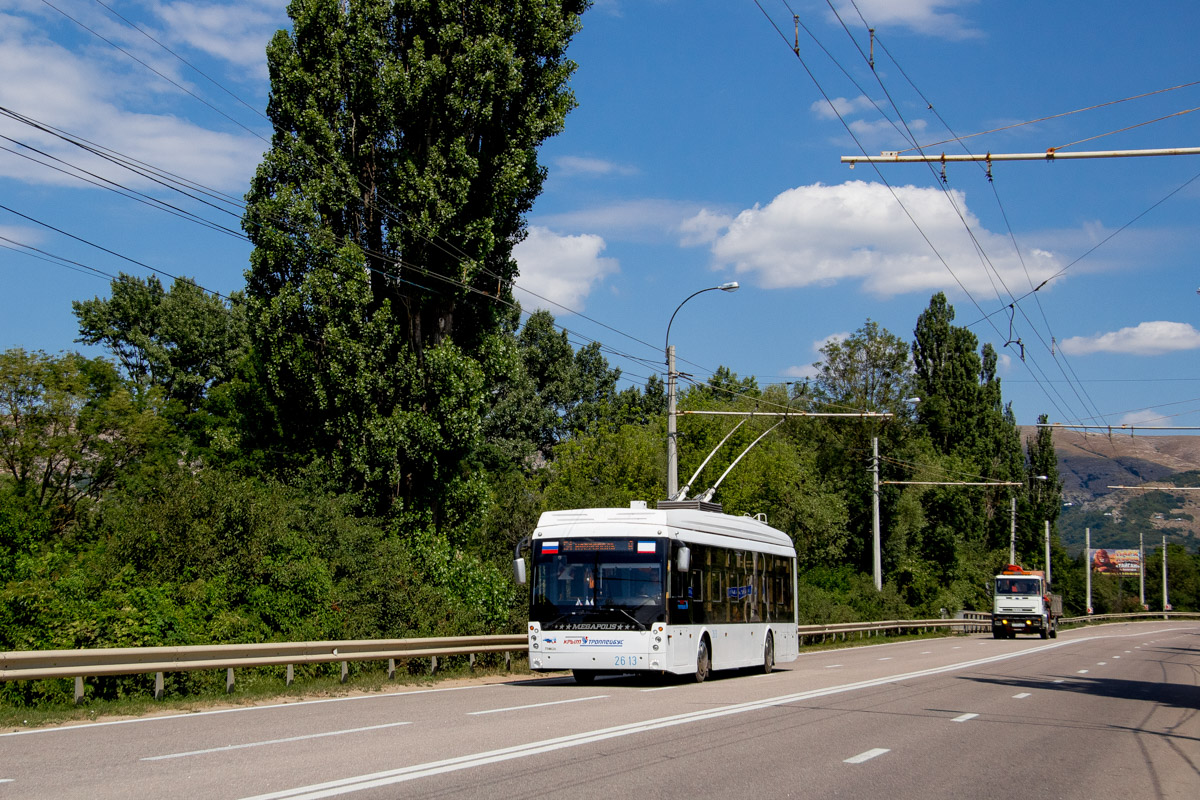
[1139,530,1146,610]
[1045,520,1051,587]
[872,436,881,591]
[1009,497,1017,565]
[1163,535,1171,614]
[1085,528,1092,614]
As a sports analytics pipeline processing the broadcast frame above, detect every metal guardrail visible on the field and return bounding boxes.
[796,615,991,644]
[1061,611,1200,625]
[0,635,528,703]
[12,609,1197,704]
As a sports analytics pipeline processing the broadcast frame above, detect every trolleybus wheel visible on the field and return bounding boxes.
[694,638,711,684]
[763,632,775,674]
[573,669,596,684]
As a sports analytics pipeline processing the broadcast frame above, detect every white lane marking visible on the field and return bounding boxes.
[468,695,607,716]
[640,685,678,693]
[1078,669,1089,674]
[951,713,979,723]
[238,639,1090,800]
[1113,656,1121,659]
[921,651,932,655]
[824,665,843,669]
[1053,679,1065,683]
[0,685,487,738]
[142,722,412,761]
[844,748,890,764]
[878,657,893,661]
[1012,693,1031,699]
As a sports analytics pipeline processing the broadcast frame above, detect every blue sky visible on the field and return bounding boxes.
[2,0,1199,430]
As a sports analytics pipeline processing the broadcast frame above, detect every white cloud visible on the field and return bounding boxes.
[156,1,286,74]
[691,180,1062,299]
[552,155,637,177]
[1060,321,1200,356]
[781,332,849,381]
[829,0,982,40]
[1118,409,1173,427]
[782,363,821,380]
[0,4,268,192]
[536,198,711,243]
[512,226,619,312]
[810,96,878,121]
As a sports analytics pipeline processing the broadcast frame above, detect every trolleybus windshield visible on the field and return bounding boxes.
[530,538,665,630]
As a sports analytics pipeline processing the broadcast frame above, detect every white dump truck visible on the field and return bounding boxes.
[991,564,1062,639]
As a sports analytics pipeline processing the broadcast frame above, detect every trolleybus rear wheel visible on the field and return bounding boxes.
[694,638,711,683]
[763,632,775,674]
[573,669,596,684]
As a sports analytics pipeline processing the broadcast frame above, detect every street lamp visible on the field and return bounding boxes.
[666,281,739,498]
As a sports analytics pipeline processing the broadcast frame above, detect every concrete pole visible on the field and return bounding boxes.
[872,436,881,591]
[1163,535,1170,613]
[1009,497,1016,565]
[1044,520,1051,588]
[1139,530,1146,610]
[1085,528,1092,614]
[667,344,678,498]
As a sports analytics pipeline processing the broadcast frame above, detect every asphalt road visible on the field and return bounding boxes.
[2,621,1196,799]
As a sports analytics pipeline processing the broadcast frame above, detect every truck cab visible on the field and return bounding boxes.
[991,564,1061,639]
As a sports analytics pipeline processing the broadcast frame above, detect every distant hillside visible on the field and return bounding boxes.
[1023,427,1200,555]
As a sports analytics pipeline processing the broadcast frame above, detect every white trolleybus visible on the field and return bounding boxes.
[515,499,798,684]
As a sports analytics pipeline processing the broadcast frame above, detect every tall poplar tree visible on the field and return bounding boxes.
[241,0,587,516]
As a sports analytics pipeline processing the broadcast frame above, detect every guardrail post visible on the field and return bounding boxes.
[74,676,84,705]
[286,664,294,686]
[388,658,396,680]
[154,672,164,701]
[226,668,235,694]
[340,661,348,683]
[505,652,512,671]
[469,653,475,672]
[430,656,438,675]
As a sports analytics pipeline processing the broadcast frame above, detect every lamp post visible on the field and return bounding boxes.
[666,282,739,499]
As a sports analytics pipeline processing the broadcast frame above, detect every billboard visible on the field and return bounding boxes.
[1089,548,1141,575]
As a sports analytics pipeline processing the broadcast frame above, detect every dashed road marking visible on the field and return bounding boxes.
[469,695,608,716]
[951,713,979,723]
[1012,692,1031,699]
[844,748,890,764]
[142,722,413,761]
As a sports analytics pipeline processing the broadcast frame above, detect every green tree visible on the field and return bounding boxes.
[241,0,587,513]
[73,274,247,415]
[0,349,166,529]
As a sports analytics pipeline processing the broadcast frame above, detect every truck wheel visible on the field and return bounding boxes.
[992,629,1003,639]
[1049,621,1058,639]
[1039,625,1049,640]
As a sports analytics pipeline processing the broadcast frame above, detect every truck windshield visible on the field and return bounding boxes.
[996,578,1041,595]
[530,538,665,630]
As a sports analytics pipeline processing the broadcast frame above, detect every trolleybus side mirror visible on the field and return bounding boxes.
[514,535,530,585]
[676,545,691,573]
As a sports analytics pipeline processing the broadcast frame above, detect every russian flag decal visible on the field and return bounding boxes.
[542,541,559,554]
[637,541,656,553]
